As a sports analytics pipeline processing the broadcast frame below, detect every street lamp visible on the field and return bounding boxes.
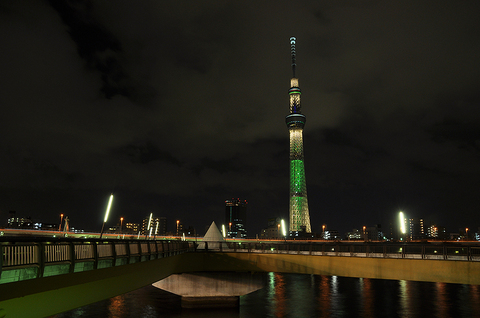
[466,228,469,240]
[59,214,64,232]
[176,220,180,236]
[399,211,406,240]
[154,220,159,239]
[120,217,124,234]
[146,213,153,239]
[281,219,287,238]
[100,193,114,239]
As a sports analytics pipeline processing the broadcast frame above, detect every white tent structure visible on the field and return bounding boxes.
[197,221,229,250]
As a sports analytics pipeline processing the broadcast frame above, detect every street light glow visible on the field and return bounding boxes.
[104,194,114,223]
[399,211,406,234]
[147,212,153,231]
[59,214,64,231]
[281,219,286,237]
[100,193,114,239]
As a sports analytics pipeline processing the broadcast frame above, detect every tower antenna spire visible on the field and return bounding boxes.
[290,37,296,78]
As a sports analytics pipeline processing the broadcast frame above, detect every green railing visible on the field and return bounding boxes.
[0,239,195,284]
[3,239,479,285]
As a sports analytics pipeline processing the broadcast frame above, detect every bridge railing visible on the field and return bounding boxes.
[219,241,480,261]
[0,239,195,285]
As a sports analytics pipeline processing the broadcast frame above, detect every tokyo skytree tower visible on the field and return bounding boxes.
[286,37,312,233]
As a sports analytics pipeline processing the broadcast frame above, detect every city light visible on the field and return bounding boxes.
[281,219,287,237]
[104,194,114,223]
[147,213,153,231]
[222,224,226,238]
[100,193,114,239]
[59,213,64,231]
[399,211,406,234]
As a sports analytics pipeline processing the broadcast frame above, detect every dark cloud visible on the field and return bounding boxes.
[116,140,182,166]
[47,0,159,102]
[1,0,480,236]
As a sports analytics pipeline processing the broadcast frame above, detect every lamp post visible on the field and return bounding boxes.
[176,220,180,236]
[281,219,287,240]
[120,217,124,234]
[399,211,406,241]
[146,213,153,239]
[100,194,114,239]
[59,214,64,231]
[322,224,325,240]
[154,220,159,239]
[466,228,469,241]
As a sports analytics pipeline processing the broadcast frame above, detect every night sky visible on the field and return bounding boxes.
[1,1,480,236]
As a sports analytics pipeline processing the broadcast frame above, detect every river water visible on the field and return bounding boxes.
[51,273,480,318]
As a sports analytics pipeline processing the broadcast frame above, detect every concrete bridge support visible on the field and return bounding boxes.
[153,272,264,308]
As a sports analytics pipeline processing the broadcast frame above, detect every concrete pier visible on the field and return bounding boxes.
[153,272,264,308]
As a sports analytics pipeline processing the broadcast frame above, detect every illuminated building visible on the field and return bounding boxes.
[286,37,311,233]
[428,225,438,238]
[364,224,383,241]
[6,211,33,229]
[156,217,167,236]
[347,229,362,240]
[124,222,140,234]
[409,218,425,240]
[225,199,247,238]
[260,217,285,239]
[427,224,449,240]
[427,225,447,239]
[176,220,183,236]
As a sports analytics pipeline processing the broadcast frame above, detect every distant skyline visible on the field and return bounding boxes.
[1,1,480,236]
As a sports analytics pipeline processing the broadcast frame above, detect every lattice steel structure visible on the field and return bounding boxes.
[286,37,311,233]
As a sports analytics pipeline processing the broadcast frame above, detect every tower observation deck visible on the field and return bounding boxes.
[286,37,312,233]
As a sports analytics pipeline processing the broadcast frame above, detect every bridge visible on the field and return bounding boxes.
[1,236,480,317]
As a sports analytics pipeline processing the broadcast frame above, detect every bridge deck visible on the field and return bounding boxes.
[1,239,480,317]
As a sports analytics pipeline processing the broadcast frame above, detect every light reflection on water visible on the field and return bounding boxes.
[51,273,480,318]
[399,280,409,318]
[108,295,126,317]
[318,274,331,317]
[436,282,448,318]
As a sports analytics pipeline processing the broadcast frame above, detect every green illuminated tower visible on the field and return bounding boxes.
[286,37,311,233]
